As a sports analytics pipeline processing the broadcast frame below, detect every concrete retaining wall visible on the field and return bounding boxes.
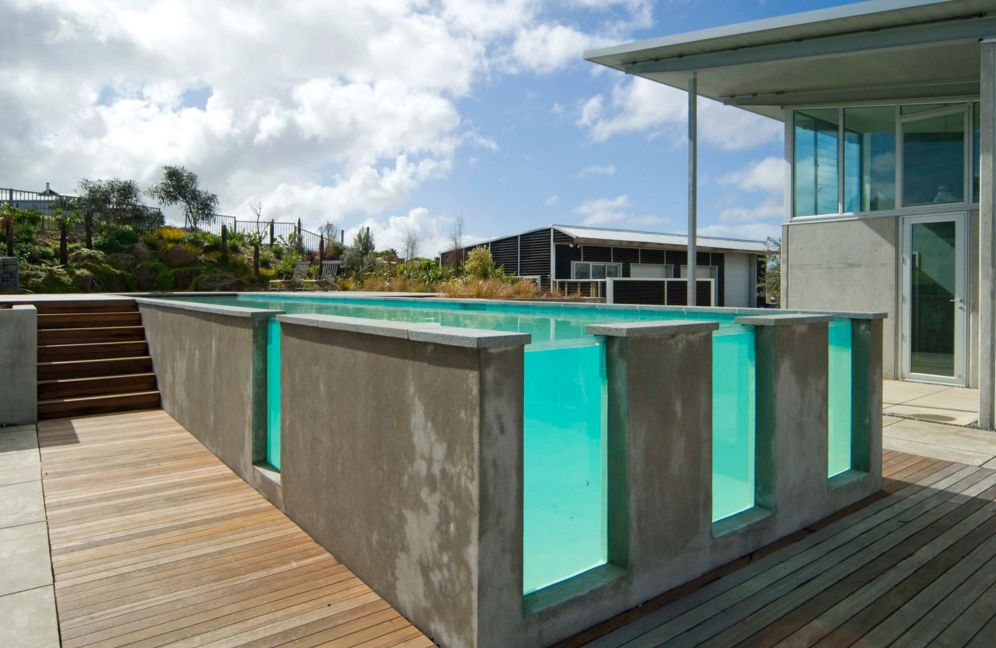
[0,305,36,424]
[134,297,885,648]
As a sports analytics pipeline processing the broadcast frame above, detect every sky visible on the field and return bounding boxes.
[0,0,863,255]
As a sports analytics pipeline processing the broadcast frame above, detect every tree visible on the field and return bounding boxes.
[402,225,420,261]
[248,201,268,277]
[448,213,464,264]
[341,227,376,275]
[464,246,497,280]
[148,166,219,230]
[319,221,338,259]
[760,236,781,305]
[76,178,160,234]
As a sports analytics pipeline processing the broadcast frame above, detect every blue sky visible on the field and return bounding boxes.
[0,0,864,254]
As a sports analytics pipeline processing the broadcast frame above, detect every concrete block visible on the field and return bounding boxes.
[0,522,53,595]
[0,306,36,425]
[0,586,60,648]
[0,481,45,527]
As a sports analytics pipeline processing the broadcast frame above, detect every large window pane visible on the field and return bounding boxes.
[844,107,896,212]
[910,220,956,377]
[902,110,965,206]
[794,109,840,216]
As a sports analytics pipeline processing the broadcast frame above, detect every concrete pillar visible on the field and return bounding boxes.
[736,313,831,534]
[850,317,884,480]
[687,71,698,306]
[0,305,37,425]
[587,320,717,593]
[979,40,996,430]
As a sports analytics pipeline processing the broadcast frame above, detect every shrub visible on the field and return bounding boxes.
[95,225,139,254]
[464,246,498,280]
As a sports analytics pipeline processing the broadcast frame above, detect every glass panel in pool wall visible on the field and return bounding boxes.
[902,110,965,207]
[266,318,282,471]
[794,108,840,217]
[712,326,756,521]
[974,101,981,204]
[523,340,607,594]
[828,319,853,477]
[844,107,896,213]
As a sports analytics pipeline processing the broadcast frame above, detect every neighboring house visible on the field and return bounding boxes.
[440,224,768,307]
[2,184,65,214]
[585,0,996,426]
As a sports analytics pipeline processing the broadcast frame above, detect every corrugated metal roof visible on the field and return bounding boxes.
[552,225,769,253]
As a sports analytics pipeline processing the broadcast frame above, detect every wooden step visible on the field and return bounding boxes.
[38,341,149,362]
[38,356,154,380]
[38,373,158,400]
[30,299,137,314]
[38,311,142,329]
[38,326,146,345]
[38,391,161,420]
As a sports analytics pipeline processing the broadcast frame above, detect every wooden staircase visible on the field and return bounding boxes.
[34,299,161,419]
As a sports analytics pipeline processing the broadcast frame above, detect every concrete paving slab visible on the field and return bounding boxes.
[0,481,45,528]
[905,386,980,413]
[0,426,38,453]
[884,419,996,456]
[884,402,979,426]
[882,380,950,405]
[0,449,40,486]
[882,415,902,428]
[0,522,53,595]
[0,586,59,648]
[984,456,996,470]
[882,436,992,466]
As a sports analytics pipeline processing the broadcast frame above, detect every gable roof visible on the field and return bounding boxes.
[552,224,769,253]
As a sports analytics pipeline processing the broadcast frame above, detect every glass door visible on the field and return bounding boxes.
[901,213,967,384]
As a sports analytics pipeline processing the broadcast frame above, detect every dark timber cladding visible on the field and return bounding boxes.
[440,224,768,306]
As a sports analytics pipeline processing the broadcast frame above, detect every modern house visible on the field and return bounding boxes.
[440,224,769,307]
[586,0,996,428]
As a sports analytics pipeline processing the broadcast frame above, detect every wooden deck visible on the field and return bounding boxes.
[558,451,996,647]
[36,410,996,648]
[38,410,434,648]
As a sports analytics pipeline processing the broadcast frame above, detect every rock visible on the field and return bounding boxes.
[174,267,198,290]
[196,273,246,292]
[100,273,129,292]
[160,246,197,268]
[135,265,159,291]
[107,253,134,271]
[130,242,153,262]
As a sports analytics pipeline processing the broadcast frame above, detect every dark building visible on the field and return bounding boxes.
[441,224,769,307]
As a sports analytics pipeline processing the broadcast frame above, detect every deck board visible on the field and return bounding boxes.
[560,455,996,648]
[38,410,434,648]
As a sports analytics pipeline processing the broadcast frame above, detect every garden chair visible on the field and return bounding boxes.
[269,260,318,291]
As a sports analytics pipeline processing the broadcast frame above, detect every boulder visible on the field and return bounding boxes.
[196,273,246,292]
[107,253,134,271]
[173,267,198,290]
[160,246,197,268]
[100,273,129,292]
[135,265,159,291]
[130,242,153,262]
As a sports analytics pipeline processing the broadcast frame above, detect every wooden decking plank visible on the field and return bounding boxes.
[933,577,996,647]
[614,467,996,647]
[39,410,432,648]
[578,460,967,648]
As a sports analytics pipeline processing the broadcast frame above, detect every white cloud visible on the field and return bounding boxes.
[0,0,658,236]
[574,164,616,178]
[346,207,474,257]
[577,77,782,150]
[550,102,565,117]
[575,194,629,226]
[700,222,781,241]
[716,157,786,223]
[544,194,560,206]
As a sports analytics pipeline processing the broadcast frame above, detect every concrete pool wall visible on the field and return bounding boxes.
[135,296,884,648]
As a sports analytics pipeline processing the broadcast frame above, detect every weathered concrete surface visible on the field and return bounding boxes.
[139,302,274,498]
[278,319,526,648]
[0,424,59,648]
[0,305,36,425]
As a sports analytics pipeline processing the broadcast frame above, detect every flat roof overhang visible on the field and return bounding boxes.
[585,0,996,119]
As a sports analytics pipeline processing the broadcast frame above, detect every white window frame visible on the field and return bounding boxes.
[571,261,622,280]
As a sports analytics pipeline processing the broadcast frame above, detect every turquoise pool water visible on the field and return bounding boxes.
[828,319,853,477]
[171,295,767,593]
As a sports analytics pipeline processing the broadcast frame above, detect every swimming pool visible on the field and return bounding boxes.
[172,294,848,594]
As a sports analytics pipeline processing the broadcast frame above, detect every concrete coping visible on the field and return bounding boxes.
[133,297,281,319]
[586,320,720,338]
[818,311,888,320]
[276,313,532,349]
[735,313,834,327]
[10,305,36,313]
